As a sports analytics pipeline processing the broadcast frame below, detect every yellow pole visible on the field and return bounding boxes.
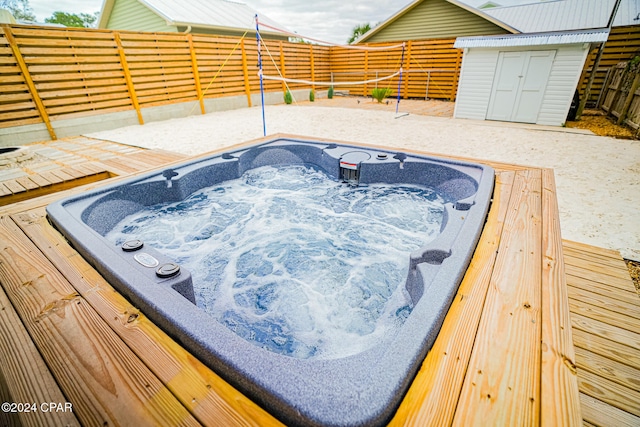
[404,40,412,99]
[4,25,57,140]
[241,38,252,107]
[114,32,143,124]
[364,50,369,97]
[451,47,462,101]
[187,34,205,114]
[309,44,315,93]
[279,41,286,93]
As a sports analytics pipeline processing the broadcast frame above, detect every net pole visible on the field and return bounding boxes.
[255,15,267,136]
[396,42,405,115]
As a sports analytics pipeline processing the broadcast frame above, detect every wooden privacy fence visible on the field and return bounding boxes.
[599,59,640,131]
[579,25,640,106]
[0,24,331,139]
[0,24,462,140]
[329,38,462,100]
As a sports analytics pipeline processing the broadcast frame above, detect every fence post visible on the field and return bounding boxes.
[187,34,205,115]
[114,32,143,125]
[279,41,286,93]
[609,62,629,118]
[309,44,315,93]
[450,47,462,101]
[403,40,412,99]
[364,50,369,97]
[241,38,252,107]
[3,25,57,140]
[426,71,431,100]
[617,71,640,125]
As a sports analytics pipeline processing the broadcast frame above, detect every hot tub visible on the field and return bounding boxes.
[47,137,494,426]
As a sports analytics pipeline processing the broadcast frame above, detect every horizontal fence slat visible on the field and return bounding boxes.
[47,99,134,116]
[14,38,118,48]
[35,78,127,90]
[27,63,124,73]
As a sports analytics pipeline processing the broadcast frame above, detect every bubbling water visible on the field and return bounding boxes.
[106,164,445,359]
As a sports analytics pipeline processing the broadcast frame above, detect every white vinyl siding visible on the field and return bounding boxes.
[106,0,176,32]
[453,48,499,120]
[537,46,589,125]
[454,44,590,126]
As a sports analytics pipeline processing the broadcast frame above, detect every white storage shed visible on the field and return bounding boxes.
[453,29,609,126]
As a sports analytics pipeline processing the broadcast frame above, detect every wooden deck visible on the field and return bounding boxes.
[563,241,640,426]
[0,135,637,426]
[0,137,184,206]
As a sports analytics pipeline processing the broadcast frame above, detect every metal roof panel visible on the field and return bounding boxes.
[454,28,610,48]
[482,0,621,33]
[139,0,288,34]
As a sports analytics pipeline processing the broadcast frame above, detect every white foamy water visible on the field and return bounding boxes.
[106,164,445,359]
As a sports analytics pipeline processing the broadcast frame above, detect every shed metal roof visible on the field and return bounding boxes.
[482,0,630,33]
[613,0,640,27]
[454,28,610,48]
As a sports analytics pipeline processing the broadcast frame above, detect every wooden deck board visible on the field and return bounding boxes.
[580,393,640,427]
[565,256,636,281]
[567,274,640,307]
[568,298,640,333]
[12,207,282,427]
[567,285,640,316]
[23,173,51,188]
[564,240,640,426]
[572,318,640,364]
[562,246,629,270]
[565,264,637,292]
[0,217,201,427]
[563,240,623,259]
[453,168,543,426]
[0,183,11,197]
[0,273,80,427]
[0,137,190,207]
[36,170,65,185]
[3,179,26,194]
[540,169,582,426]
[14,175,39,190]
[391,170,516,426]
[1,134,637,426]
[575,347,640,391]
[576,369,640,417]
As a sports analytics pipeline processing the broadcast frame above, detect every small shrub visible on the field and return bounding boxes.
[284,90,292,104]
[370,87,392,103]
[328,86,334,99]
[309,89,315,102]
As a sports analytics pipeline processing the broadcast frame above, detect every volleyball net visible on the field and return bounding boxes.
[255,16,412,133]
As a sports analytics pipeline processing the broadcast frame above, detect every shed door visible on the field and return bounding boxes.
[487,50,556,123]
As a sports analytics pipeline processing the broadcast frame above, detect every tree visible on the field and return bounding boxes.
[0,0,35,21]
[347,23,371,44]
[45,11,98,28]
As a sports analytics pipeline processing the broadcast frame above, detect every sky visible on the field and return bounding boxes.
[26,0,535,44]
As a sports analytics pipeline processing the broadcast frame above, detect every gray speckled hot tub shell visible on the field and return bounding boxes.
[46,137,494,427]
